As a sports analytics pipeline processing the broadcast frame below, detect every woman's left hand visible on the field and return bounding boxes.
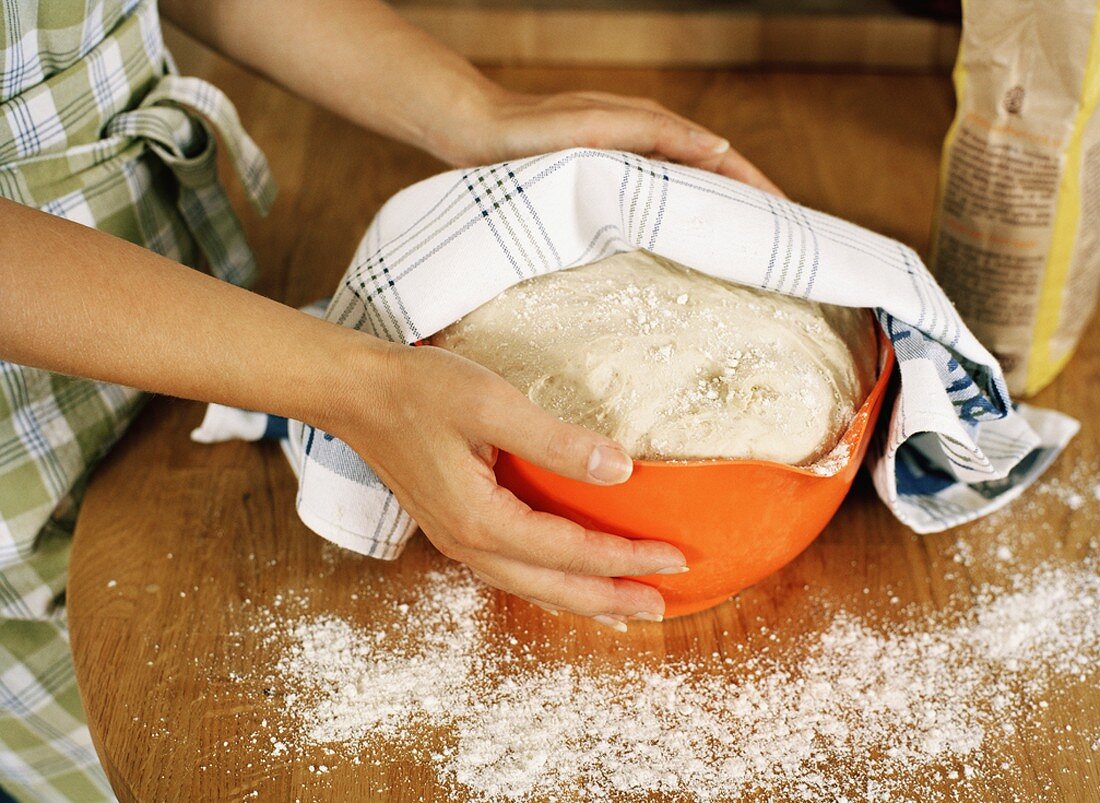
[163,0,781,195]
[433,87,784,197]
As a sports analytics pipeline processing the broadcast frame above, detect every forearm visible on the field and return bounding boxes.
[0,198,390,432]
[160,0,496,164]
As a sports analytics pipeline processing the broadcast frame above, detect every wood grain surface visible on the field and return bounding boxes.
[67,31,1099,803]
[391,3,961,70]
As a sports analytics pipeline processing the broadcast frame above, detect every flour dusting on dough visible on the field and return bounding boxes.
[433,250,877,465]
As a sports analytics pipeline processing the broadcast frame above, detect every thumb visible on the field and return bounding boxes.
[480,388,634,486]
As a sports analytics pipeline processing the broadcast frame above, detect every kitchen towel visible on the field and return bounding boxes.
[193,149,1079,558]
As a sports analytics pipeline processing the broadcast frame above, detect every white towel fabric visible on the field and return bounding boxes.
[195,149,1078,559]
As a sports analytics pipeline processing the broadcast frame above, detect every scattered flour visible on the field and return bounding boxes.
[808,437,853,477]
[230,555,1099,802]
[210,459,1100,801]
[1031,459,1100,512]
[951,457,1100,566]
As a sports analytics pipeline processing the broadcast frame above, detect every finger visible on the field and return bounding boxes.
[519,594,626,632]
[689,148,786,197]
[475,381,633,485]
[517,595,561,615]
[487,489,687,576]
[574,107,732,165]
[591,614,629,633]
[575,92,713,135]
[567,103,785,197]
[468,484,687,576]
[471,556,667,619]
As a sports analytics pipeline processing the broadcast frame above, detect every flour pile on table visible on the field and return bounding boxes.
[951,458,1100,570]
[235,530,1100,801]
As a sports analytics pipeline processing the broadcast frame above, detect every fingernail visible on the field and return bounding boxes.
[631,612,664,622]
[691,129,730,154]
[655,565,689,575]
[592,615,628,633]
[587,445,633,484]
[531,600,560,616]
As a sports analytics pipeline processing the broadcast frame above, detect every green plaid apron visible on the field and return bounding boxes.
[0,1,275,799]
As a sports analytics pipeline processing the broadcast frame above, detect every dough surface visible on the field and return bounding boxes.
[432,250,878,465]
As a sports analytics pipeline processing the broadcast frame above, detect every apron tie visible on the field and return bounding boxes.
[0,0,276,288]
[104,75,277,286]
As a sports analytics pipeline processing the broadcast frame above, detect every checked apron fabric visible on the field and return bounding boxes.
[0,1,274,799]
[196,149,1078,560]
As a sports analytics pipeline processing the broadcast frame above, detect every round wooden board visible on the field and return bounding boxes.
[68,31,1100,803]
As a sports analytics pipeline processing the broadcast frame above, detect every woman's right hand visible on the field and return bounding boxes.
[333,342,688,629]
[0,198,683,632]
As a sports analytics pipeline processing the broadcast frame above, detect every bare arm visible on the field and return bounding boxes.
[160,0,494,164]
[1,199,683,625]
[160,0,782,193]
[0,199,376,423]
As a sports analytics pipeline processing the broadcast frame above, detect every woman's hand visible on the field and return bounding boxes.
[334,343,688,629]
[433,87,784,196]
[0,200,682,631]
[164,0,783,196]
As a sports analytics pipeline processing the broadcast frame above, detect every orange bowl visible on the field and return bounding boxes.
[494,334,895,618]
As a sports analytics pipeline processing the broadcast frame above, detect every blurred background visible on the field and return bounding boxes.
[383,0,961,70]
[161,0,968,304]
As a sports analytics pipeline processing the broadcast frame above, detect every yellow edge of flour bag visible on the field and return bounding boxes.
[930,0,1100,397]
[1032,7,1100,391]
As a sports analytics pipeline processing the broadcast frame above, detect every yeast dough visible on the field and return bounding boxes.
[432,250,877,465]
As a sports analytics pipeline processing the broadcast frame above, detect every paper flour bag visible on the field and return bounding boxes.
[929,0,1100,396]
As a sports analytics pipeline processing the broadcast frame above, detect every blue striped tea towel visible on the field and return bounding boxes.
[193,149,1079,559]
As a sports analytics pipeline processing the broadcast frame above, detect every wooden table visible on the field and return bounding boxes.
[68,35,1099,803]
